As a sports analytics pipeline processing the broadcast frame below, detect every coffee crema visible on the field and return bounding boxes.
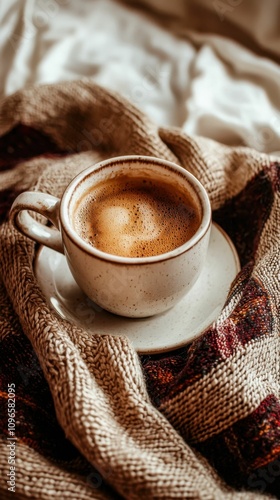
[72,175,202,258]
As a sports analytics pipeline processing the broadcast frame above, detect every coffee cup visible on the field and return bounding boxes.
[9,155,211,318]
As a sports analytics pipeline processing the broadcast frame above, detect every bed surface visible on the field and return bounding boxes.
[1,2,280,499]
[1,0,280,155]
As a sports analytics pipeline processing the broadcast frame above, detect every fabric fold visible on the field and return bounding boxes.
[0,80,279,499]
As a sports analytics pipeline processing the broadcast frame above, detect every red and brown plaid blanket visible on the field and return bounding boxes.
[0,80,279,499]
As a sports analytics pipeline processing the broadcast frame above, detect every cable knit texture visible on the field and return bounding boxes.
[0,81,279,499]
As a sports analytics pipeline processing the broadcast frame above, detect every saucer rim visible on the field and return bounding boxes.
[34,222,240,354]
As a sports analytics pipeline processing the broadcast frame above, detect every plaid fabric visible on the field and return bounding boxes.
[0,80,279,499]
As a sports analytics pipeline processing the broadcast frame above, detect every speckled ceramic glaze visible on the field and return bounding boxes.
[34,223,240,353]
[10,156,211,318]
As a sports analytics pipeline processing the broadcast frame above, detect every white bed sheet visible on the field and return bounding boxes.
[1,0,280,155]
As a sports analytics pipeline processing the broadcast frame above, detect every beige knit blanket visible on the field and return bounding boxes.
[0,81,279,499]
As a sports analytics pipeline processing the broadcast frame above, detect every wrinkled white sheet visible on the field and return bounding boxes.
[1,0,280,154]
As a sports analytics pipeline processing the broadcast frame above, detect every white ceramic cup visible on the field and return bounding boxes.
[9,155,211,318]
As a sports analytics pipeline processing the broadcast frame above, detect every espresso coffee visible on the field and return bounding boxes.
[72,175,202,258]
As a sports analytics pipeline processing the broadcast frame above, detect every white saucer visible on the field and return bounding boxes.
[34,223,240,354]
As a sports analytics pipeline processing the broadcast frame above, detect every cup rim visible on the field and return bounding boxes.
[60,155,212,264]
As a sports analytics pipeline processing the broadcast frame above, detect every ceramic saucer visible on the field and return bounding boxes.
[34,223,240,354]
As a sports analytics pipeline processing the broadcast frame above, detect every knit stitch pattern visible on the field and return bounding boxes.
[0,81,279,499]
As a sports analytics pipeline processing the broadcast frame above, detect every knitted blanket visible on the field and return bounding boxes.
[0,80,279,499]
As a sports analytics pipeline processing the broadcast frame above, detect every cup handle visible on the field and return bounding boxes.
[9,191,64,254]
